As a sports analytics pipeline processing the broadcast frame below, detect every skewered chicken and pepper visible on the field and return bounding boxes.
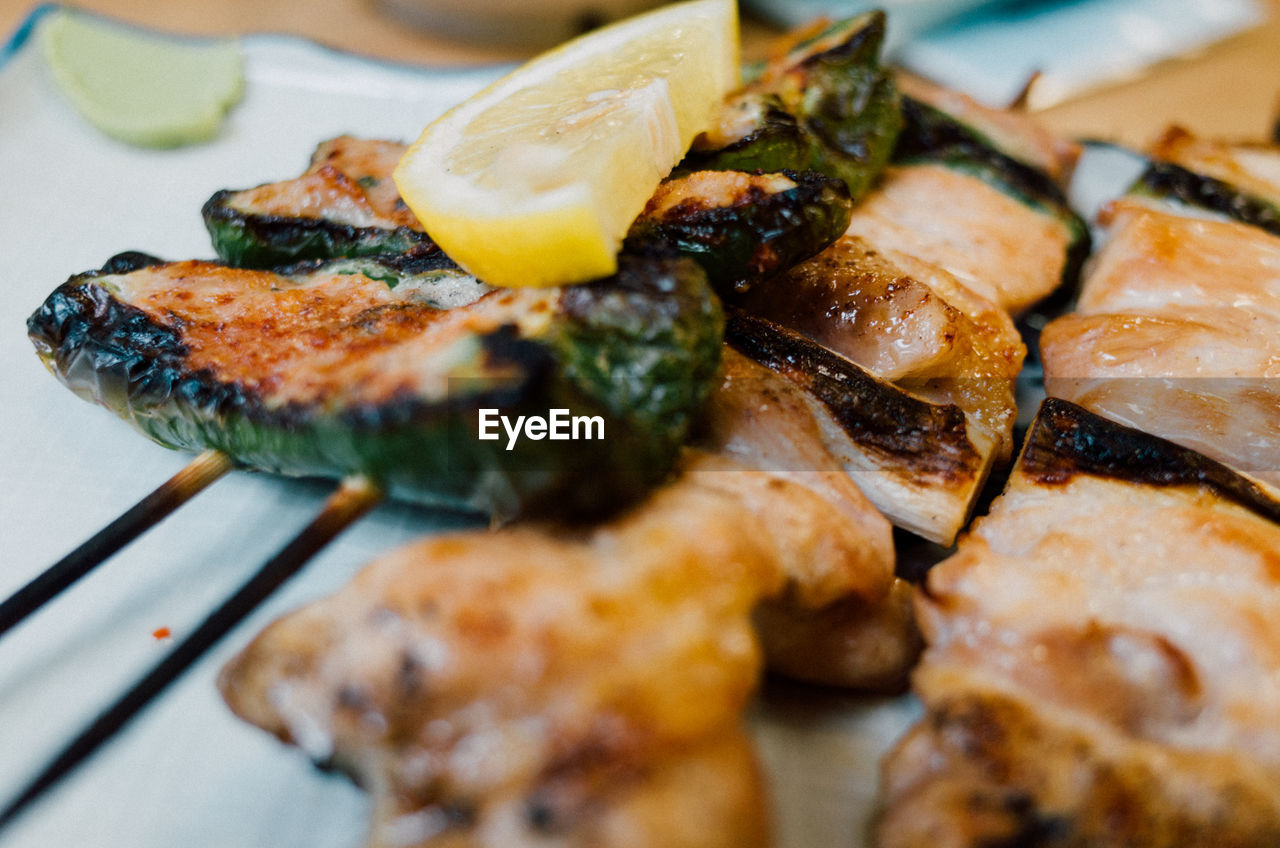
[1041,128,1280,485]
[878,130,1280,848]
[20,8,1110,847]
[27,250,723,519]
[877,399,1280,848]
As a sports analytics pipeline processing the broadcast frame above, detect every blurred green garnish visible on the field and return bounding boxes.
[41,9,243,148]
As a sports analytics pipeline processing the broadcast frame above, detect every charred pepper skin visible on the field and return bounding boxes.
[683,12,902,203]
[28,253,722,522]
[1129,160,1280,239]
[205,142,852,293]
[202,188,434,269]
[624,170,853,294]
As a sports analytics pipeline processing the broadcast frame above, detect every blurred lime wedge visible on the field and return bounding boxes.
[41,10,243,148]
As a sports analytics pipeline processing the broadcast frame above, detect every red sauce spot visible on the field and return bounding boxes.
[152,626,172,640]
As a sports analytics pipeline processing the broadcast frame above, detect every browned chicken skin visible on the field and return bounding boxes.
[876,401,1280,848]
[1042,196,1280,484]
[698,348,917,689]
[737,235,1024,464]
[221,465,779,848]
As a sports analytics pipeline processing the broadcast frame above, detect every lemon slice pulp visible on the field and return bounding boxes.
[394,0,739,288]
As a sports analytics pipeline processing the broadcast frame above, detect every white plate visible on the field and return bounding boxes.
[0,9,923,847]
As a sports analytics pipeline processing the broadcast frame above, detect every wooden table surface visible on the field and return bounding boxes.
[2,0,1277,147]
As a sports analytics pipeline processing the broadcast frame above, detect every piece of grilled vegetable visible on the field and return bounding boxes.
[27,251,722,519]
[685,11,901,202]
[1148,125,1280,205]
[203,136,433,267]
[878,399,1280,848]
[206,138,854,297]
[623,169,852,292]
[1126,128,1280,238]
[894,75,1080,190]
[1130,160,1280,238]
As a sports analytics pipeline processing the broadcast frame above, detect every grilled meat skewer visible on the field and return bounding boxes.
[877,399,1280,848]
[1042,129,1280,486]
[219,346,920,847]
[28,251,722,520]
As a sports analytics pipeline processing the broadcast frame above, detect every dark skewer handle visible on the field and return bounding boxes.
[0,450,234,639]
[0,475,383,833]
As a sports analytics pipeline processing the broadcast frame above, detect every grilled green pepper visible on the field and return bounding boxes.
[624,169,852,293]
[1129,160,1280,239]
[203,136,433,268]
[205,138,852,296]
[683,11,902,202]
[28,251,722,520]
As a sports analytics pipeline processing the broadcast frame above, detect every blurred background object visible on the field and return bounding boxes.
[888,0,1263,108]
[374,0,671,46]
[0,0,1277,146]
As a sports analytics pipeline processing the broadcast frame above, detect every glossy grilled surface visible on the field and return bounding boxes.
[1041,198,1280,484]
[725,310,989,543]
[878,400,1280,848]
[728,234,1024,463]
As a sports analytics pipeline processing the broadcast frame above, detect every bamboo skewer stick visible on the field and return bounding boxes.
[0,475,384,833]
[0,450,235,640]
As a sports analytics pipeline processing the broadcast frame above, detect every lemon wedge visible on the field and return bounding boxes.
[41,10,243,149]
[394,0,739,288]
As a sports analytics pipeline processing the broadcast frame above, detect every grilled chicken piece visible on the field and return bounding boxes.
[219,438,903,846]
[877,399,1280,848]
[1041,199,1280,483]
[733,235,1025,464]
[219,338,922,846]
[844,163,1077,315]
[233,136,420,230]
[221,460,783,848]
[700,347,918,689]
[726,314,993,545]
